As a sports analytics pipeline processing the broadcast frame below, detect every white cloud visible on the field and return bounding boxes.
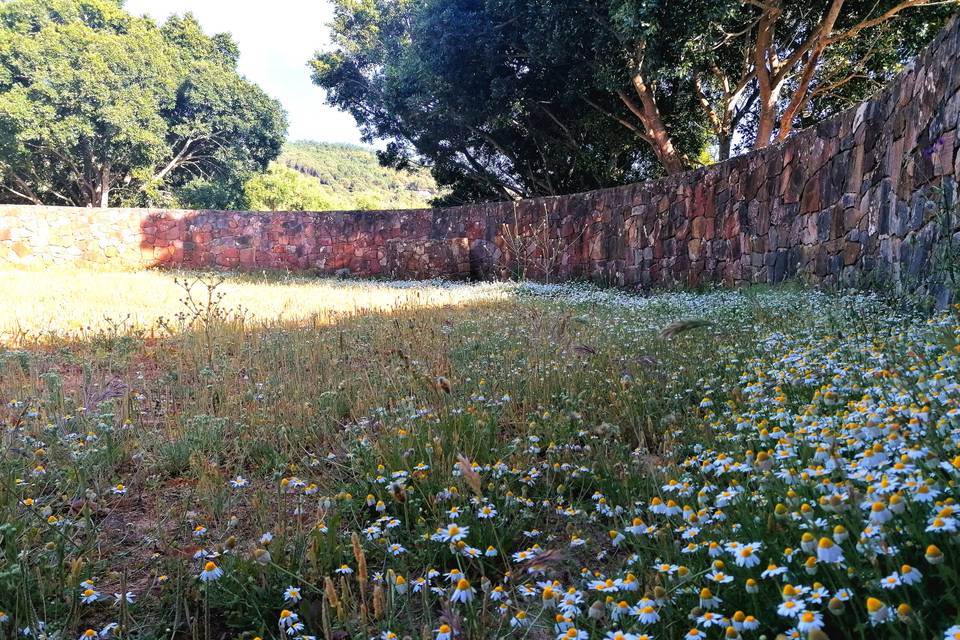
[124,0,366,145]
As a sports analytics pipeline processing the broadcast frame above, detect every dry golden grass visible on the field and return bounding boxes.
[0,268,510,342]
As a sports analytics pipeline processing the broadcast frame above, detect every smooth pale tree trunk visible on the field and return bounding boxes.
[93,166,111,207]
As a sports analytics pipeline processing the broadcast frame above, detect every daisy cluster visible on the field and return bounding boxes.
[315,295,960,639]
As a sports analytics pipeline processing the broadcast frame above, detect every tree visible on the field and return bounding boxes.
[243,163,333,211]
[313,0,950,199]
[312,0,709,204]
[0,0,287,208]
[680,0,951,156]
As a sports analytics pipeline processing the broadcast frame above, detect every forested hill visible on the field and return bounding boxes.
[277,142,439,210]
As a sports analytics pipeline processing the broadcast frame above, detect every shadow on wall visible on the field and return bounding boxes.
[136,201,601,283]
[136,206,506,280]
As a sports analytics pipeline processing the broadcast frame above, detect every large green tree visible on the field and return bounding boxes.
[312,0,950,203]
[312,0,710,204]
[0,0,287,208]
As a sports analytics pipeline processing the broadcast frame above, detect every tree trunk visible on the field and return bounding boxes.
[752,5,780,150]
[93,165,111,207]
[776,0,844,142]
[630,74,686,174]
[753,0,854,148]
[651,128,686,174]
[718,133,732,161]
[754,93,778,149]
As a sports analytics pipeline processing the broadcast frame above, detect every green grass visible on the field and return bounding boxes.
[0,270,958,640]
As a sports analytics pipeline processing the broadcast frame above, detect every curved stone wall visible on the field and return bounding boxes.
[1,17,958,300]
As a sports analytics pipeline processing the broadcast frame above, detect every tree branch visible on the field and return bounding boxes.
[151,137,196,184]
[827,0,933,45]
[583,96,653,144]
[777,0,845,140]
[458,147,524,200]
[1,178,42,205]
[693,72,725,133]
[538,103,582,153]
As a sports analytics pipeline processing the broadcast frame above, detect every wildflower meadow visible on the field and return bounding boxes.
[1,270,958,640]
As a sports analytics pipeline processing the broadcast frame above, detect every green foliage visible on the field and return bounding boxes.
[312,0,705,204]
[267,141,439,210]
[243,163,333,212]
[312,0,949,201]
[0,0,287,208]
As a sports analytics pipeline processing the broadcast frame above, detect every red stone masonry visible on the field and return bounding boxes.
[2,16,959,300]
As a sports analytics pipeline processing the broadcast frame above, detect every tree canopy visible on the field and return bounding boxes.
[312,0,706,204]
[243,163,333,212]
[0,0,287,208]
[312,0,951,204]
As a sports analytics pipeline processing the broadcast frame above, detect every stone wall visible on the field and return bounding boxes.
[2,16,959,300]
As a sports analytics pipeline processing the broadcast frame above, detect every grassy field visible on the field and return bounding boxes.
[0,270,509,343]
[1,270,958,640]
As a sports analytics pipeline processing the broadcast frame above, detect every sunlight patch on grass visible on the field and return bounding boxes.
[0,269,512,342]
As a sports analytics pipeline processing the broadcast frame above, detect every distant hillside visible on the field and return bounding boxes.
[277,141,439,210]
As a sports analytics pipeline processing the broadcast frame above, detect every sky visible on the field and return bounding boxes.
[124,0,366,146]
